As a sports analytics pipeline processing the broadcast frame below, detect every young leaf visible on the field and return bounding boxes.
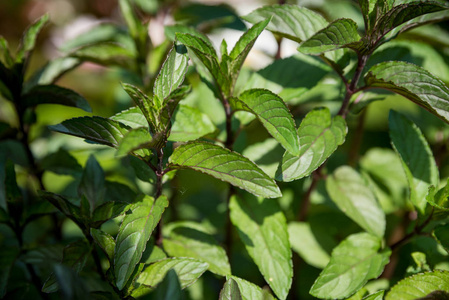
[231,89,299,156]
[163,221,231,276]
[121,83,157,131]
[168,105,216,142]
[110,106,147,128]
[119,0,147,43]
[359,0,378,31]
[363,290,385,300]
[389,111,439,215]
[276,108,347,182]
[21,85,91,112]
[365,61,449,123]
[385,270,449,300]
[230,194,292,300]
[78,155,105,213]
[114,195,168,290]
[243,5,328,43]
[90,228,115,262]
[169,142,281,198]
[116,127,154,157]
[229,276,276,300]
[39,191,82,224]
[154,269,184,300]
[49,116,131,148]
[15,14,49,64]
[326,166,386,238]
[71,42,136,69]
[310,233,391,299]
[135,258,208,289]
[154,43,189,105]
[0,247,19,298]
[91,201,131,228]
[219,278,242,300]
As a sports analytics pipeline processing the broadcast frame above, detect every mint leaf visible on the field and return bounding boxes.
[16,14,49,63]
[78,155,105,213]
[121,83,158,131]
[229,276,276,300]
[154,269,183,300]
[169,105,216,142]
[110,106,147,128]
[71,42,136,69]
[116,127,154,157]
[219,278,242,300]
[90,228,115,262]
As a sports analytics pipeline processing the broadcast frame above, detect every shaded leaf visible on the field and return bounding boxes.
[219,278,242,300]
[433,224,449,255]
[39,148,83,176]
[154,269,183,300]
[389,110,438,215]
[71,42,136,69]
[114,195,168,290]
[119,0,147,45]
[310,233,391,299]
[168,105,216,142]
[91,201,131,228]
[229,276,276,300]
[232,89,299,156]
[116,127,154,157]
[49,116,131,148]
[39,191,82,224]
[78,155,105,213]
[365,61,449,123]
[385,270,449,300]
[0,247,19,298]
[169,142,281,198]
[230,194,292,300]
[90,228,115,262]
[326,166,386,238]
[276,108,347,182]
[53,264,90,300]
[16,14,49,63]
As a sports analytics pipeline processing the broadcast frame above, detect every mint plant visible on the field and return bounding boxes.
[1,0,449,299]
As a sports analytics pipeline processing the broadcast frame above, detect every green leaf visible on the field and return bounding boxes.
[90,228,115,262]
[21,84,91,112]
[243,5,328,43]
[0,37,14,67]
[288,222,330,269]
[310,233,391,299]
[0,247,19,298]
[91,201,131,228]
[164,25,211,44]
[230,194,292,300]
[232,89,299,156]
[16,14,49,63]
[114,195,168,290]
[163,221,231,277]
[49,116,131,148]
[433,224,449,255]
[229,276,276,300]
[121,83,158,131]
[154,269,183,300]
[168,105,216,142]
[78,155,105,213]
[135,258,208,289]
[39,191,82,224]
[39,148,83,176]
[127,155,156,183]
[71,42,136,69]
[0,207,8,223]
[363,291,385,300]
[385,270,449,300]
[53,264,90,300]
[299,18,361,55]
[154,43,189,105]
[116,127,153,157]
[276,108,347,182]
[389,110,439,215]
[219,278,242,300]
[110,106,147,129]
[359,0,378,31]
[169,142,281,198]
[119,0,147,45]
[365,61,449,123]
[326,166,386,238]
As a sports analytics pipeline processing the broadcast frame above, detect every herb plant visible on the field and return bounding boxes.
[1,0,449,299]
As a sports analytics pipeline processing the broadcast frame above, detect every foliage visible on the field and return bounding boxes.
[1,0,449,299]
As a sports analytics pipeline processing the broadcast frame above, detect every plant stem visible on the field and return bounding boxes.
[348,108,367,167]
[155,147,165,246]
[298,166,323,221]
[390,210,434,251]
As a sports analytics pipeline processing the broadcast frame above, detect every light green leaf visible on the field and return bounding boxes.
[389,110,439,215]
[71,42,136,69]
[154,269,183,300]
[114,195,168,290]
[136,258,208,289]
[154,43,189,104]
[276,108,347,182]
[90,228,115,262]
[385,270,449,300]
[219,278,242,300]
[433,224,449,255]
[169,142,281,198]
[229,276,276,300]
[16,14,49,63]
[232,89,299,156]
[121,83,158,131]
[310,233,391,299]
[78,155,105,213]
[21,84,91,112]
[0,37,13,67]
[0,247,19,298]
[168,105,216,142]
[49,116,131,148]
[243,5,328,43]
[164,25,211,45]
[116,127,153,157]
[299,18,361,55]
[163,221,231,276]
[326,166,386,238]
[110,106,148,128]
[230,195,292,300]
[365,61,449,123]
[119,0,147,45]
[288,222,330,269]
[363,290,385,300]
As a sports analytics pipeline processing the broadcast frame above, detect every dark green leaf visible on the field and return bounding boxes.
[385,270,449,300]
[91,201,131,228]
[230,194,292,300]
[276,108,347,182]
[310,233,391,299]
[365,61,449,123]
[163,221,231,276]
[90,228,115,262]
[21,85,91,112]
[78,155,105,213]
[243,5,328,43]
[154,269,184,300]
[168,105,217,142]
[433,224,449,255]
[326,166,386,238]
[114,195,168,290]
[229,276,276,300]
[39,148,83,176]
[0,247,19,298]
[53,264,90,300]
[71,42,136,69]
[39,191,82,224]
[219,278,242,300]
[49,116,131,148]
[298,18,361,55]
[127,155,156,183]
[16,14,49,63]
[0,206,8,223]
[169,142,281,198]
[389,111,439,215]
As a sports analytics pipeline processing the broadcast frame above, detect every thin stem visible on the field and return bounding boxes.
[224,186,235,257]
[298,166,323,222]
[390,209,434,251]
[155,147,165,246]
[348,108,367,167]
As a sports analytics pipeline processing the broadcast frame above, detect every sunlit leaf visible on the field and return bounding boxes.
[326,166,386,238]
[230,194,292,300]
[90,228,115,262]
[116,127,154,157]
[310,233,391,299]
[385,270,449,300]
[71,42,136,69]
[232,89,299,156]
[168,105,216,142]
[363,290,385,300]
[229,276,276,300]
[121,83,158,131]
[16,14,49,63]
[110,106,147,129]
[219,278,242,300]
[169,142,281,198]
[276,108,347,182]
[114,195,168,290]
